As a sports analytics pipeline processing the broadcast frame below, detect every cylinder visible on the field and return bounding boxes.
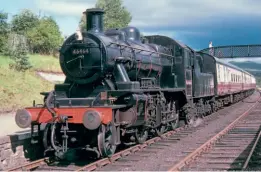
[84,8,104,32]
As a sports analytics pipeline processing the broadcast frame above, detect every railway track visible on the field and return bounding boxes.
[244,130,261,171]
[243,130,261,171]
[6,91,260,171]
[168,97,261,171]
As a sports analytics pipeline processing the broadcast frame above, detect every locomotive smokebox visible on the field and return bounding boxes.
[84,8,104,32]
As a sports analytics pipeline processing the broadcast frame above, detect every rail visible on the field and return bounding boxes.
[242,129,261,170]
[200,44,261,58]
[7,158,49,171]
[168,95,261,171]
[6,92,257,171]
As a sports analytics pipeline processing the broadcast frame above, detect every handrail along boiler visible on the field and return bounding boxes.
[14,8,256,159]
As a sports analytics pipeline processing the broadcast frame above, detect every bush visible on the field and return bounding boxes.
[8,34,32,72]
[0,11,9,54]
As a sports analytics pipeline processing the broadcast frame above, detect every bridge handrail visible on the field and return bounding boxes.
[199,44,261,58]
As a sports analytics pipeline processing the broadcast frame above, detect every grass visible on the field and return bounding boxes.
[28,54,62,73]
[0,54,61,113]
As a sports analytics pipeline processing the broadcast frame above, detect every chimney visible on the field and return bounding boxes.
[83,8,104,33]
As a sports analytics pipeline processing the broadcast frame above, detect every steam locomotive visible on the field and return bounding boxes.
[15,8,256,159]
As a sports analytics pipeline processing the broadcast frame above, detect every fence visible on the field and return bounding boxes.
[200,45,261,58]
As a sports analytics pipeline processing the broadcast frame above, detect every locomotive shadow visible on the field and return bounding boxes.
[4,124,47,169]
[43,150,97,168]
[7,131,45,162]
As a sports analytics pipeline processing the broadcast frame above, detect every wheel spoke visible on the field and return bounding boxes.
[98,124,116,157]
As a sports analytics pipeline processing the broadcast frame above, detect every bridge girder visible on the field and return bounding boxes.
[199,44,261,58]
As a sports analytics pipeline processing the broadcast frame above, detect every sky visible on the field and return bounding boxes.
[2,0,261,60]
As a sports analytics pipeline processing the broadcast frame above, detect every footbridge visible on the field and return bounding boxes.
[200,44,261,58]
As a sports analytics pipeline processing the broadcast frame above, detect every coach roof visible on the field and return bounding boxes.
[214,56,253,76]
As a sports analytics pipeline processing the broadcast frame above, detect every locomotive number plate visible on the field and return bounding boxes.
[72,48,90,55]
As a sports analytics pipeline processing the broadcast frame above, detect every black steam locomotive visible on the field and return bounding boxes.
[15,8,255,159]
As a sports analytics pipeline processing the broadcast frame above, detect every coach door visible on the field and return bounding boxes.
[184,51,193,97]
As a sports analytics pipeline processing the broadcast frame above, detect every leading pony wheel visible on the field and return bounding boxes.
[98,124,116,157]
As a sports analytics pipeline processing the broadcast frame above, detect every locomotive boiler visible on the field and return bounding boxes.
[14,7,256,160]
[61,9,174,87]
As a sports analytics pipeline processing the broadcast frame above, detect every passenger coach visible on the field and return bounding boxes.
[198,52,256,97]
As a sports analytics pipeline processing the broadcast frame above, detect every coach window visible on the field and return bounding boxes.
[224,67,227,82]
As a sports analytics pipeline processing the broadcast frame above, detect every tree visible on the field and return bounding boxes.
[79,14,86,31]
[26,16,63,54]
[0,11,9,54]
[11,9,39,35]
[79,0,132,31]
[9,34,32,72]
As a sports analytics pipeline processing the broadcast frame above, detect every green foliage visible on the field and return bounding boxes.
[28,54,62,73]
[26,16,63,54]
[79,15,86,31]
[96,0,132,30]
[7,9,63,56]
[0,55,54,112]
[0,11,9,54]
[0,12,8,32]
[11,9,39,35]
[9,38,32,72]
[79,0,132,31]
[6,33,29,56]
